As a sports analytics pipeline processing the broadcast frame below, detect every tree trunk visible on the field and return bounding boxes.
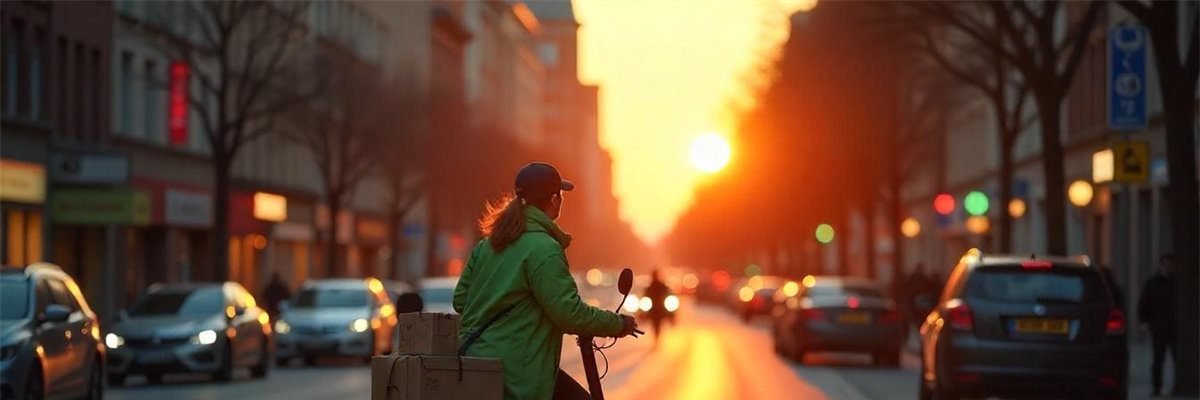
[210,154,232,282]
[997,138,1015,252]
[1034,95,1067,255]
[388,207,404,282]
[1163,84,1200,396]
[889,179,905,287]
[836,210,849,276]
[864,205,877,280]
[325,196,341,277]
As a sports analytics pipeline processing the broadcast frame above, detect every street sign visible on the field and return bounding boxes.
[1113,141,1149,183]
[1108,25,1148,131]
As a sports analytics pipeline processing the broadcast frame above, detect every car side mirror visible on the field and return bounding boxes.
[235,307,246,317]
[617,268,634,296]
[42,304,71,324]
[913,294,935,315]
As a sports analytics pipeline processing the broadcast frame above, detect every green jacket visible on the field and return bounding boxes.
[454,207,623,400]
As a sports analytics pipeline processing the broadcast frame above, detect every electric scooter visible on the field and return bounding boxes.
[576,268,643,400]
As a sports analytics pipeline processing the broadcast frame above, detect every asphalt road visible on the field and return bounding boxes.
[103,302,926,400]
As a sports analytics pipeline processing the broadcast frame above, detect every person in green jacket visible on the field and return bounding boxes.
[454,162,638,400]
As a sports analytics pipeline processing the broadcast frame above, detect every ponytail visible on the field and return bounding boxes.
[480,193,526,252]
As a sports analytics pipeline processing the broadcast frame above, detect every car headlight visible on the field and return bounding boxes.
[664,295,680,312]
[350,318,370,333]
[190,330,218,346]
[0,344,20,360]
[275,320,292,335]
[105,333,125,349]
[639,297,653,312]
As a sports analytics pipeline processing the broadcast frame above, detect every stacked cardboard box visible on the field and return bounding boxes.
[372,312,503,400]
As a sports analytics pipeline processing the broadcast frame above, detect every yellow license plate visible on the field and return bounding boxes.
[1015,318,1069,334]
[837,312,871,325]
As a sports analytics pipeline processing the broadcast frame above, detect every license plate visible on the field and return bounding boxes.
[837,312,871,325]
[136,351,174,365]
[1015,318,1070,334]
[300,340,336,351]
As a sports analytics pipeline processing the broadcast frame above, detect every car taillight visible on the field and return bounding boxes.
[946,300,973,331]
[880,310,902,324]
[802,309,827,321]
[1021,260,1053,269]
[1106,308,1126,335]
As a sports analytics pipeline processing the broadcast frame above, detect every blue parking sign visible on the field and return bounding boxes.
[1108,26,1147,131]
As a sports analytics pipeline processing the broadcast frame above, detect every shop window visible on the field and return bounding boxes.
[3,210,42,266]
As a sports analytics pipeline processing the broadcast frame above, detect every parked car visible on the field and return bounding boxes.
[106,282,272,385]
[274,278,397,365]
[1,263,105,400]
[916,250,1127,400]
[735,275,783,321]
[772,276,904,366]
[417,277,459,314]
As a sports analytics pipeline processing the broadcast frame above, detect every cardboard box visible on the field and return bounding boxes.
[371,355,503,400]
[395,312,460,356]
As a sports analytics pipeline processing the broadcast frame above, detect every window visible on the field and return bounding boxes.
[143,60,158,140]
[128,287,225,317]
[537,43,559,67]
[30,29,43,120]
[45,279,78,312]
[4,20,21,115]
[91,49,102,139]
[74,44,85,138]
[34,281,52,316]
[965,267,1107,304]
[119,52,132,134]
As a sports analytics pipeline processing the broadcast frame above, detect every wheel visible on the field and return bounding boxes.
[250,337,270,379]
[303,357,317,366]
[874,349,901,367]
[213,341,234,382]
[145,373,162,385]
[24,366,43,400]
[918,380,933,400]
[87,358,104,400]
[932,382,959,400]
[106,374,125,388]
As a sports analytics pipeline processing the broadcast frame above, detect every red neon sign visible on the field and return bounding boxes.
[169,61,190,145]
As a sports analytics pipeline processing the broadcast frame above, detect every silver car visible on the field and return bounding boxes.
[273,278,398,365]
[106,282,272,385]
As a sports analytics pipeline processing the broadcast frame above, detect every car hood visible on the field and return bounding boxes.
[280,308,370,326]
[422,303,456,314]
[112,315,223,338]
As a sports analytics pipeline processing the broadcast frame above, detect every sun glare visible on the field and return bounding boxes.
[690,133,731,173]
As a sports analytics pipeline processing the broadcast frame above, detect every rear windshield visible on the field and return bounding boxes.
[807,285,885,299]
[1,278,29,319]
[419,288,453,305]
[294,288,369,308]
[965,267,1107,304]
[128,287,225,317]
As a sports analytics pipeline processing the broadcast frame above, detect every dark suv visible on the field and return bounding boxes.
[917,250,1127,400]
[0,263,105,400]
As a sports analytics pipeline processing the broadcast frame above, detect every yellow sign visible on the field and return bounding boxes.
[253,192,287,222]
[0,159,46,204]
[1113,142,1149,183]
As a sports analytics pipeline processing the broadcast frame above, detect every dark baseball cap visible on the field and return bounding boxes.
[515,162,574,201]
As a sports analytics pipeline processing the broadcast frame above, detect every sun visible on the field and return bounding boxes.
[689,133,731,173]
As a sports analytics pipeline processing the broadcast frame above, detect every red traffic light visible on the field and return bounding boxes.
[934,193,956,215]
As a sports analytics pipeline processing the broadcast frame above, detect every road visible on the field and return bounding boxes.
[109,301,917,400]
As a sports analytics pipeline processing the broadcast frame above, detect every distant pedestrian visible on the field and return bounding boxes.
[643,269,671,346]
[1138,254,1176,397]
[901,263,932,324]
[263,271,292,318]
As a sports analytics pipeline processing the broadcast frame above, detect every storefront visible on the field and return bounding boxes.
[0,158,47,266]
[131,177,213,292]
[49,188,149,317]
[269,197,316,292]
[314,205,354,279]
[355,215,390,279]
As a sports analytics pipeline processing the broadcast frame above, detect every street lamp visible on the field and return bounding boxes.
[901,218,921,238]
[1068,180,1094,207]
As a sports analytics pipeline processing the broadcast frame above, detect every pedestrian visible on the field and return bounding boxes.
[453,162,638,400]
[643,269,671,346]
[901,263,930,324]
[1138,254,1176,397]
[263,271,292,318]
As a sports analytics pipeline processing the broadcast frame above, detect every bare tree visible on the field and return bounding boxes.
[1116,1,1199,394]
[913,0,1103,255]
[148,1,311,280]
[285,51,391,277]
[373,89,428,283]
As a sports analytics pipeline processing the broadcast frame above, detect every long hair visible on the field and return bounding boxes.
[479,193,526,252]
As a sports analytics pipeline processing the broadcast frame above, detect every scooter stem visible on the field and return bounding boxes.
[577,335,605,400]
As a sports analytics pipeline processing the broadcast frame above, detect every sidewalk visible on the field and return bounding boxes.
[902,328,1198,400]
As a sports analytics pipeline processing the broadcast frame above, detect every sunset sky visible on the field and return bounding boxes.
[574,0,810,243]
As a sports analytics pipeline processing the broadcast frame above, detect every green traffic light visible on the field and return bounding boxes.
[964,191,989,216]
[815,224,835,244]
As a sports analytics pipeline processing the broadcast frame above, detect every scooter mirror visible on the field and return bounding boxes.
[618,268,634,296]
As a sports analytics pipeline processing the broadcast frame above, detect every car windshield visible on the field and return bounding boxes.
[1,278,29,319]
[420,287,454,305]
[966,267,1106,304]
[293,288,369,308]
[128,287,224,317]
[807,285,885,299]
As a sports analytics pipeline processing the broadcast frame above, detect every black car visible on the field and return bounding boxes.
[106,282,273,385]
[0,263,105,400]
[772,277,904,366]
[917,250,1127,400]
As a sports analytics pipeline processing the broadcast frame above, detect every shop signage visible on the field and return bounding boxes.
[49,152,129,185]
[356,218,389,245]
[273,221,315,243]
[253,192,287,222]
[51,189,150,226]
[169,61,190,145]
[165,188,212,227]
[0,159,46,204]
